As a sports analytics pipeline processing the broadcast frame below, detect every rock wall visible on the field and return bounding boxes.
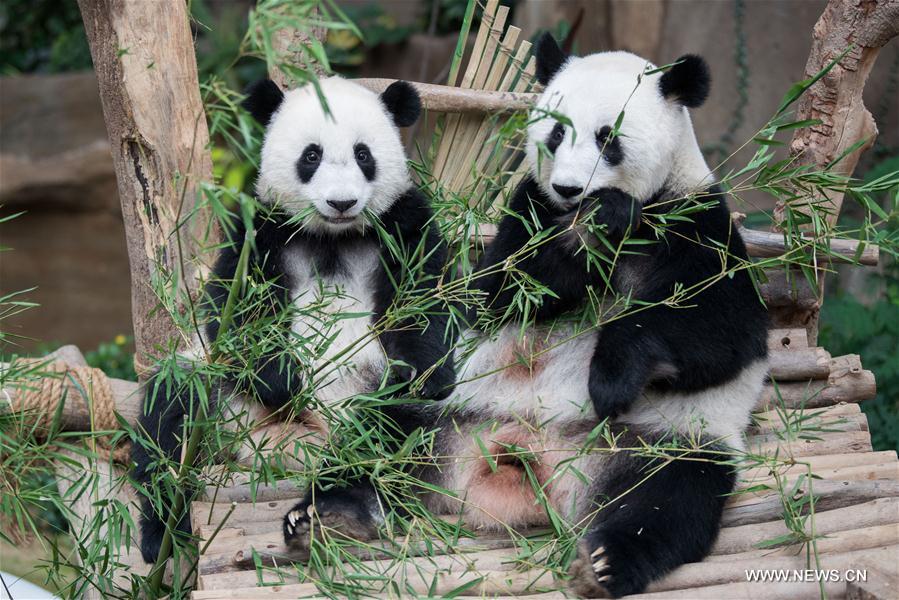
[0,72,132,352]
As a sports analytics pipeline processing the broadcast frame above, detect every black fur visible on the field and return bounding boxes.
[354,143,377,181]
[571,444,736,598]
[596,126,624,166]
[659,55,711,108]
[379,80,422,128]
[242,78,285,126]
[297,143,323,183]
[135,188,455,563]
[479,177,768,421]
[534,32,568,86]
[546,122,566,154]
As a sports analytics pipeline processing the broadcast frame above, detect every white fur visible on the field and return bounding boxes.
[527,52,714,208]
[281,241,387,407]
[450,322,765,449]
[256,77,411,235]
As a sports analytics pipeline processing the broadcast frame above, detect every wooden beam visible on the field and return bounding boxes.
[77,0,214,368]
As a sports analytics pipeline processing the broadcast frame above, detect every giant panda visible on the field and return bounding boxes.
[132,76,456,564]
[281,36,769,598]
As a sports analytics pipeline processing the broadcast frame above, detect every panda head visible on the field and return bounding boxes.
[243,76,421,235]
[528,33,713,210]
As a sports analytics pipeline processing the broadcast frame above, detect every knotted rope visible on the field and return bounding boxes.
[10,360,131,464]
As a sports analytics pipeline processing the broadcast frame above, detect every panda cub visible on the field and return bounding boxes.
[282,36,768,599]
[132,76,455,564]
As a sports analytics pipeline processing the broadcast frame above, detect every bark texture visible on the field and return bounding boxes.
[78,0,213,368]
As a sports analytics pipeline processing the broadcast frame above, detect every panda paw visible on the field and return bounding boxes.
[568,540,615,598]
[588,371,635,422]
[283,486,383,558]
[593,188,641,239]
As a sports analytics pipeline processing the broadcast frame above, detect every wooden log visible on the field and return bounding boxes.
[768,328,810,351]
[642,545,899,596]
[750,402,861,433]
[738,224,879,266]
[721,479,899,528]
[356,80,536,115]
[756,367,876,410]
[77,0,214,364]
[768,347,832,381]
[847,566,899,600]
[706,523,899,564]
[747,413,868,443]
[736,455,899,496]
[712,497,899,555]
[746,429,873,459]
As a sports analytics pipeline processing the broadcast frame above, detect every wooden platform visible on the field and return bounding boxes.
[188,329,899,599]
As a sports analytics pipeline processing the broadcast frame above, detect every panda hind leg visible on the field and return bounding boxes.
[283,482,383,559]
[568,448,735,598]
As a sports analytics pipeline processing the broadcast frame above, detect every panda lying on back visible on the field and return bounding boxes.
[132,77,455,564]
[281,36,768,599]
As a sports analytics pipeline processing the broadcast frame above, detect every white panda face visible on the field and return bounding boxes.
[252,77,419,235]
[527,43,713,209]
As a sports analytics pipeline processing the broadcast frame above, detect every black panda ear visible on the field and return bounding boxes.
[535,32,568,86]
[659,55,710,108]
[380,81,421,127]
[242,79,284,126]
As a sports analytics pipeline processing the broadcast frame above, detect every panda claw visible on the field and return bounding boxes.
[590,545,606,558]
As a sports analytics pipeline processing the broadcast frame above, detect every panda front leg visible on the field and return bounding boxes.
[568,447,735,598]
[588,322,670,421]
[283,482,384,557]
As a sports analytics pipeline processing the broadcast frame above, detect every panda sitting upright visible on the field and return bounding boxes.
[472,34,770,595]
[132,76,455,564]
[281,36,769,599]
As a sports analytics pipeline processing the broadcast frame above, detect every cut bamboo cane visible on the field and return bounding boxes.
[768,328,811,350]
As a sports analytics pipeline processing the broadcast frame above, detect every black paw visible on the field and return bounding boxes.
[588,373,634,422]
[593,188,641,240]
[415,363,455,400]
[283,485,383,557]
[568,536,647,598]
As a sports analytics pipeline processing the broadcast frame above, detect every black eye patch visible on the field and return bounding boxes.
[596,126,624,166]
[296,143,323,183]
[546,122,565,154]
[354,143,377,181]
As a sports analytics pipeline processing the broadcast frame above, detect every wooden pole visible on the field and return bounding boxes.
[77,0,214,370]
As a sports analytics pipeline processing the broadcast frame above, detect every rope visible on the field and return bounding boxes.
[11,360,131,464]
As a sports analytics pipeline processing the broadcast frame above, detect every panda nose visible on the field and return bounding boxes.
[326,199,357,213]
[552,184,583,199]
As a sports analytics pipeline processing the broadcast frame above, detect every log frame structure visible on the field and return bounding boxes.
[2,0,897,598]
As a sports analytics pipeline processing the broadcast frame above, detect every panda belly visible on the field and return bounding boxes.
[427,321,765,530]
[423,323,599,530]
[283,243,387,407]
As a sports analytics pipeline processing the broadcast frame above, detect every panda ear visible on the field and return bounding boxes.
[242,79,284,126]
[535,32,568,86]
[380,81,422,127]
[659,55,710,108]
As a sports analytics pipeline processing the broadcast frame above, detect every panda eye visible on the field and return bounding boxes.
[355,148,370,162]
[551,126,565,142]
[303,149,320,163]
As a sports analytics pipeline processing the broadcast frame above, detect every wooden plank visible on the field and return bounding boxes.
[746,429,873,459]
[756,368,876,410]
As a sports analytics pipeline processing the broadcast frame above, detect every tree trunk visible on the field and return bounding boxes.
[78,0,214,371]
[773,0,899,340]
